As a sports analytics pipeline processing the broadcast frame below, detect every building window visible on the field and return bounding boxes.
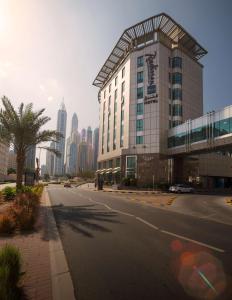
[137,87,143,99]
[147,84,156,95]
[169,88,172,99]
[121,81,125,94]
[172,104,183,116]
[172,120,182,127]
[136,103,144,115]
[109,83,111,93]
[116,157,120,167]
[172,72,182,85]
[122,67,125,78]
[169,72,171,83]
[191,126,207,143]
[136,136,144,145]
[104,90,106,99]
[169,104,172,116]
[121,110,124,121]
[114,100,117,113]
[137,56,144,67]
[126,156,137,178]
[136,119,144,131]
[172,57,182,69]
[168,57,171,68]
[109,160,113,168]
[115,76,118,86]
[108,96,111,107]
[172,88,182,100]
[137,71,143,83]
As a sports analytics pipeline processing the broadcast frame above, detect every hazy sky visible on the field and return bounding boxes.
[0,0,231,164]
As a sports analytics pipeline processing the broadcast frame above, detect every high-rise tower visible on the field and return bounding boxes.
[54,102,67,175]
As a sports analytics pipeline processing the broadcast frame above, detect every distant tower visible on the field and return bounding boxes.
[87,126,92,146]
[46,142,55,176]
[54,101,67,175]
[25,145,36,171]
[81,128,86,142]
[71,113,78,134]
[93,128,99,170]
[78,142,88,172]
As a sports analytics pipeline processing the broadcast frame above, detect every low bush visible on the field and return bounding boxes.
[0,214,15,234]
[8,205,36,231]
[2,186,16,201]
[17,208,35,231]
[0,244,23,299]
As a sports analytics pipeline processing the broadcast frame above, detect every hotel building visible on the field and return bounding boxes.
[93,13,232,187]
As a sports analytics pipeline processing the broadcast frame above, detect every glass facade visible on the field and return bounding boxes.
[137,56,144,67]
[172,72,182,84]
[137,87,144,99]
[136,103,144,115]
[137,71,143,83]
[136,119,144,131]
[172,57,182,69]
[168,108,232,148]
[172,104,183,116]
[126,156,137,178]
[136,136,144,144]
[172,88,182,100]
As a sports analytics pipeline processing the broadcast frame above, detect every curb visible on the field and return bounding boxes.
[102,190,163,195]
[44,188,76,300]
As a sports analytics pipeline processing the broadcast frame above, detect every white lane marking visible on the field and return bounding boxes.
[160,230,225,253]
[65,189,225,253]
[87,197,135,217]
[135,217,159,230]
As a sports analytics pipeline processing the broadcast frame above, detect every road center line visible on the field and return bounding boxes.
[67,189,225,253]
[160,230,225,253]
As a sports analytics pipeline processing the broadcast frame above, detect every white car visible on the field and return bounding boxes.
[169,184,194,193]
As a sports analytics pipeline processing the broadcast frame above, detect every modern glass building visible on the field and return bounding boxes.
[54,102,67,176]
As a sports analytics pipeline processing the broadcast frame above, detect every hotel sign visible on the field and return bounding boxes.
[145,52,158,104]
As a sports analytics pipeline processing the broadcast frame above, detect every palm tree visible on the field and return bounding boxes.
[0,96,61,190]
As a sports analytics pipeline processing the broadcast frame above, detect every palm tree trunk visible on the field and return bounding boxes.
[16,152,25,190]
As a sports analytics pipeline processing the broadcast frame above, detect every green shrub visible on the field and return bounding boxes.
[0,215,15,234]
[2,187,16,201]
[0,244,23,299]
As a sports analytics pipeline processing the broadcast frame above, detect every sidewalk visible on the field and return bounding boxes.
[0,192,52,300]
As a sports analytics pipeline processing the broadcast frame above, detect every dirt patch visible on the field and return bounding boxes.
[114,193,176,207]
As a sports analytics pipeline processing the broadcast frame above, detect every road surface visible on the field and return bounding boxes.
[48,185,232,300]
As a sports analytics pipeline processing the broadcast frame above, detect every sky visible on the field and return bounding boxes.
[0,0,232,164]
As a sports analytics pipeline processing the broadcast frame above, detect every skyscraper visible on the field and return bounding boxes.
[46,141,55,176]
[87,126,93,146]
[71,113,78,134]
[81,128,86,142]
[54,102,67,176]
[25,145,36,171]
[93,128,99,170]
[65,113,80,175]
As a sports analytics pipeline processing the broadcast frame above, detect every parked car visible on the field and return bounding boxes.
[64,182,71,188]
[169,184,195,193]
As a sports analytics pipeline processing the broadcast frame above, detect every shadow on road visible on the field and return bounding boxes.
[52,204,120,238]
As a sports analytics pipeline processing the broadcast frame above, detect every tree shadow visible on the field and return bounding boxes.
[51,204,120,238]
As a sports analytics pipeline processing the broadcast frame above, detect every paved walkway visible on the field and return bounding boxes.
[0,192,52,300]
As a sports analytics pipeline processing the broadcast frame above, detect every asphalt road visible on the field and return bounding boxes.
[48,185,232,300]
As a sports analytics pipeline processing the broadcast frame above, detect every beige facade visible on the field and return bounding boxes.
[94,14,209,186]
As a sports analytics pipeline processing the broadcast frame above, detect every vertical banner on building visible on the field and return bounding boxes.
[145,52,158,104]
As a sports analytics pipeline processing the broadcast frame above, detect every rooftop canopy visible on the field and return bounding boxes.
[93,13,207,89]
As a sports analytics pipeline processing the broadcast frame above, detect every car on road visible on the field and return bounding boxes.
[64,182,71,188]
[169,184,195,193]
